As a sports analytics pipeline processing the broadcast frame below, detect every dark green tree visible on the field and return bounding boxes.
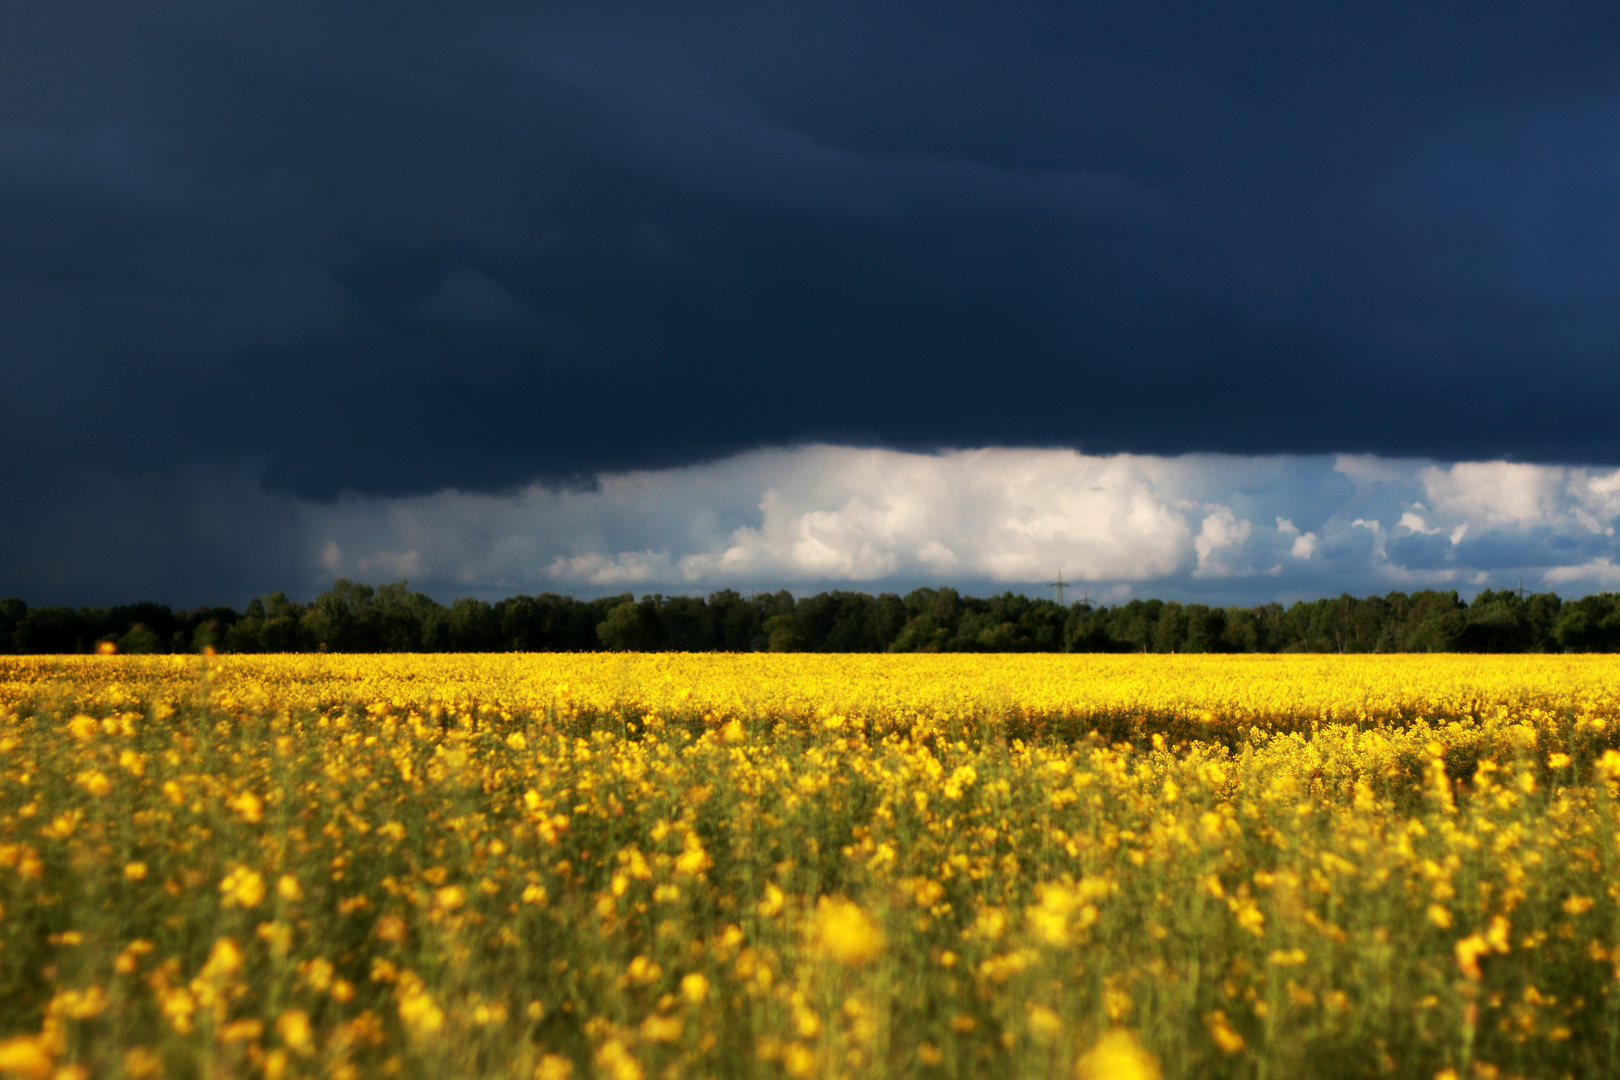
[447,597,501,651]
[596,598,664,651]
[0,599,26,654]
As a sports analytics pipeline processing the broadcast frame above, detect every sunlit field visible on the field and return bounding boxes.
[4,654,1620,1080]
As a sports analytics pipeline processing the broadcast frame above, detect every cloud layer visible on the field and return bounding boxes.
[283,447,1620,605]
[8,1,1620,515]
[8,4,1620,604]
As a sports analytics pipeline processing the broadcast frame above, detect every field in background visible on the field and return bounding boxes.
[2,655,1620,1079]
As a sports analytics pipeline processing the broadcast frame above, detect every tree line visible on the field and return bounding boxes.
[3,581,1620,654]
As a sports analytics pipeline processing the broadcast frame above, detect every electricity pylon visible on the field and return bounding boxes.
[1048,572,1090,607]
[1048,572,1071,606]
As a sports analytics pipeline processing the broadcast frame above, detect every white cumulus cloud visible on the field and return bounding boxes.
[281,445,1620,603]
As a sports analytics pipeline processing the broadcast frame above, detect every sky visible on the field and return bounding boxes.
[6,1,1620,607]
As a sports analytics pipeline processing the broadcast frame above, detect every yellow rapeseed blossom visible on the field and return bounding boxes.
[3,652,1620,1077]
[74,770,111,797]
[0,1036,52,1080]
[220,867,266,909]
[757,882,785,917]
[227,791,263,823]
[639,1015,682,1042]
[397,979,444,1038]
[811,897,883,965]
[122,1048,161,1080]
[673,836,711,876]
[595,1039,643,1080]
[1076,1029,1160,1080]
[679,973,709,1003]
[277,1009,313,1052]
[200,937,243,979]
[534,1055,574,1080]
[1026,1004,1063,1042]
[1205,1011,1245,1055]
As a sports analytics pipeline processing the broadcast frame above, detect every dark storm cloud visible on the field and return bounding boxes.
[6,0,1620,601]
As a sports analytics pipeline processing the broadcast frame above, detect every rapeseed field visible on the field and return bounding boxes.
[2,654,1620,1079]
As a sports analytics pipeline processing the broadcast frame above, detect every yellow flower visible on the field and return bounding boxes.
[277,875,303,902]
[1027,1004,1063,1042]
[122,1048,162,1080]
[639,1015,682,1042]
[1077,1029,1160,1080]
[301,957,334,992]
[227,791,264,823]
[534,1055,574,1080]
[679,973,709,1004]
[626,955,662,984]
[595,1039,643,1080]
[782,1044,816,1080]
[674,836,711,876]
[398,985,444,1037]
[811,897,883,966]
[220,867,266,909]
[0,1036,52,1080]
[200,937,243,980]
[218,1019,264,1043]
[1205,1011,1245,1055]
[1028,882,1096,947]
[277,1009,313,1053]
[74,770,111,797]
[124,862,148,881]
[757,883,785,917]
[1455,934,1491,981]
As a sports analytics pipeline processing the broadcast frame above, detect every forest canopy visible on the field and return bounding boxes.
[1,582,1616,655]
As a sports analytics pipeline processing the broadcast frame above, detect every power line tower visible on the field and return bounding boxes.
[1048,571,1075,606]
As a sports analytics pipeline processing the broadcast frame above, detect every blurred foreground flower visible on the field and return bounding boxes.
[0,1036,52,1080]
[811,897,884,966]
[1076,1029,1159,1080]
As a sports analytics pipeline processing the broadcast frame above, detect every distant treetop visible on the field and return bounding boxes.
[1,582,1615,655]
